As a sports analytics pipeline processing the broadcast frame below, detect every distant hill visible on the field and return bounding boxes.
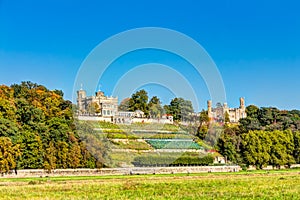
[2,81,300,172]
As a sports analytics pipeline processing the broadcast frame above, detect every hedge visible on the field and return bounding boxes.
[132,155,214,167]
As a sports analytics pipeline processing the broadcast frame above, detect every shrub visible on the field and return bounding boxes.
[132,154,214,167]
[98,121,120,129]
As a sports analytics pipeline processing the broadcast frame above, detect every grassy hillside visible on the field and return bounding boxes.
[93,121,212,167]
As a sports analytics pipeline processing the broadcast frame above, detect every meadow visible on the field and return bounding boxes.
[0,169,299,199]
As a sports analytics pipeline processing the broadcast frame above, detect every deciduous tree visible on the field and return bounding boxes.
[128,90,149,116]
[0,137,21,173]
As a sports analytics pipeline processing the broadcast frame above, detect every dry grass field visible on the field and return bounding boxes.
[0,169,300,199]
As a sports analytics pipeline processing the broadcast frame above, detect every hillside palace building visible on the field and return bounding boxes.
[77,87,245,124]
[76,88,173,124]
[207,98,247,123]
[77,88,118,117]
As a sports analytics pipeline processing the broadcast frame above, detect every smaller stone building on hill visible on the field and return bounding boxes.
[207,98,247,123]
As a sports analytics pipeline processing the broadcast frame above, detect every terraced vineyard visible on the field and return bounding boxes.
[92,122,208,167]
[145,139,202,149]
[111,140,153,150]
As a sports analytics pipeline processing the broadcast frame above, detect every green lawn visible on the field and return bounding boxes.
[0,170,300,199]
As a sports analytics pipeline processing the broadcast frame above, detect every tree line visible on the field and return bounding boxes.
[2,82,300,171]
[202,105,300,169]
[119,89,194,121]
[0,82,108,173]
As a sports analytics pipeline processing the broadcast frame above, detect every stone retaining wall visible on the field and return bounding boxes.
[247,164,300,170]
[1,166,241,178]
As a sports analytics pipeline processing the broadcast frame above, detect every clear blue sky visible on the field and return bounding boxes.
[0,0,299,111]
